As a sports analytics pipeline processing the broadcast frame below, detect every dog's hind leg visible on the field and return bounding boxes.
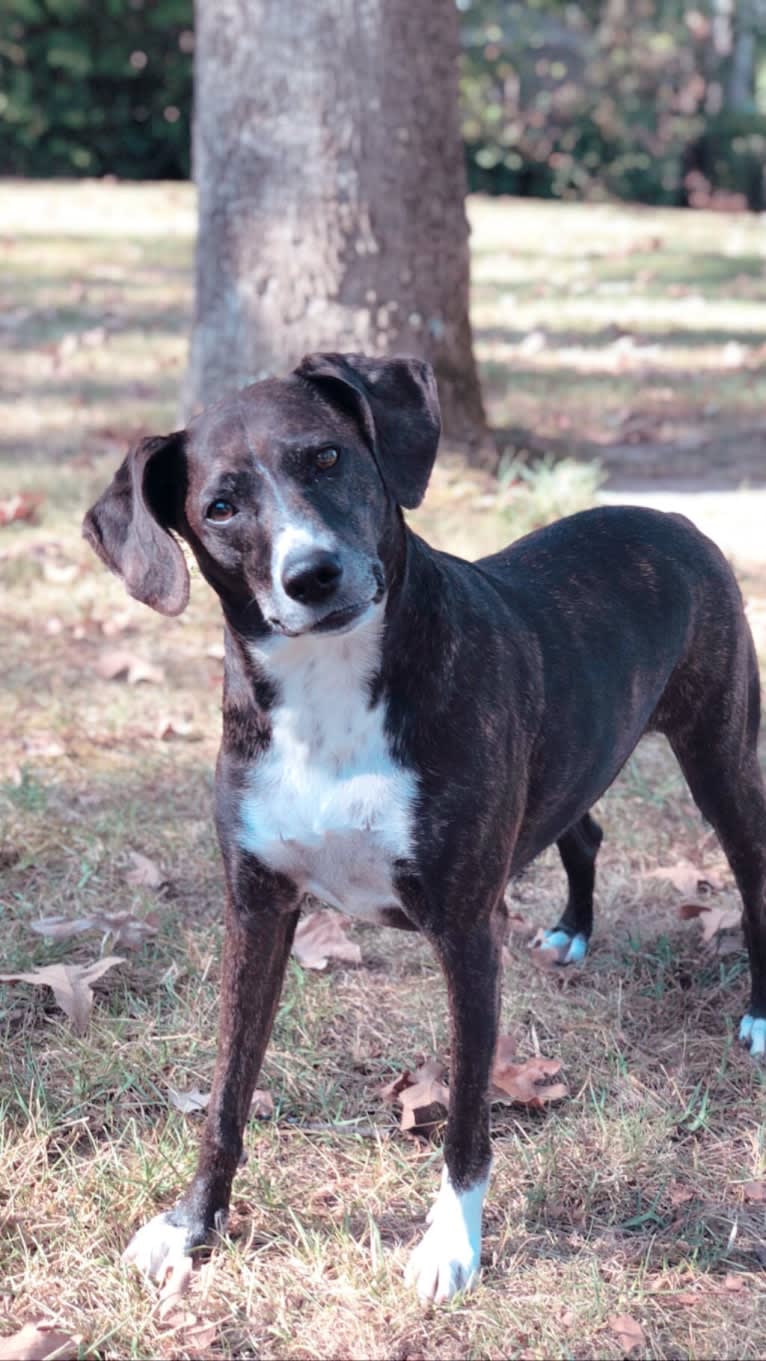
[668,641,766,1057]
[534,812,603,965]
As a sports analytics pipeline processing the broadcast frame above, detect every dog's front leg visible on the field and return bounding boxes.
[405,907,504,1303]
[124,869,299,1283]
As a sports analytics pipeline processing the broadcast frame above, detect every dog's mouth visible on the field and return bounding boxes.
[268,590,384,639]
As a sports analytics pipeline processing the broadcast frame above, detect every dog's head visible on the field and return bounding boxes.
[83,353,440,638]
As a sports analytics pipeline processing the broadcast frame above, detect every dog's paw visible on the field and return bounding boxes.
[535,928,588,965]
[405,1220,480,1303]
[122,1212,195,1284]
[404,1170,486,1304]
[739,1013,766,1058]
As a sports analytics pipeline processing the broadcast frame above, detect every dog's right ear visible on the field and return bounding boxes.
[82,433,189,616]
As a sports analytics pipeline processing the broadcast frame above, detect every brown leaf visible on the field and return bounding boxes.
[0,956,124,1033]
[490,1049,568,1109]
[155,716,198,742]
[380,1070,415,1104]
[292,910,361,970]
[608,1314,646,1355]
[723,1272,745,1293]
[169,1085,273,1120]
[645,860,722,897]
[0,492,44,527]
[398,1060,450,1134]
[95,649,164,685]
[381,1059,449,1134]
[0,1324,80,1360]
[30,910,156,950]
[679,902,741,942]
[168,1086,210,1115]
[125,851,166,890]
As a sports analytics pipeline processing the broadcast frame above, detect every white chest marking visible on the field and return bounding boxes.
[239,609,417,920]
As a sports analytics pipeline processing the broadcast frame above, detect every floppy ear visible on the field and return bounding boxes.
[82,432,189,616]
[294,352,441,509]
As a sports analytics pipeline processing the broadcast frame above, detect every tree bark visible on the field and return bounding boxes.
[184,0,490,462]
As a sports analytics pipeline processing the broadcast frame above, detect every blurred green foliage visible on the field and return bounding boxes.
[2,0,766,207]
[0,0,192,178]
[460,0,766,207]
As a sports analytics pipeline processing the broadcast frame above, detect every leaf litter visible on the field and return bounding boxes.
[0,956,124,1033]
[95,649,164,685]
[0,1322,81,1361]
[381,1033,567,1134]
[291,909,361,969]
[29,910,157,950]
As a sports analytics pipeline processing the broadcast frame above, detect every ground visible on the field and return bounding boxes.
[1,183,766,1360]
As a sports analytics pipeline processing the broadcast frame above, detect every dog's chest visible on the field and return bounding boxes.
[239,626,416,920]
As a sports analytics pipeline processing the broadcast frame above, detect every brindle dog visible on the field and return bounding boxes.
[84,352,766,1302]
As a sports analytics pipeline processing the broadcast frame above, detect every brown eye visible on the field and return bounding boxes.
[315,447,339,471]
[207,498,235,522]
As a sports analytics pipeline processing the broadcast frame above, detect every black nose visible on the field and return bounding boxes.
[281,547,343,605]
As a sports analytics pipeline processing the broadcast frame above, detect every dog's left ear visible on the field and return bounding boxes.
[295,352,441,509]
[82,432,189,616]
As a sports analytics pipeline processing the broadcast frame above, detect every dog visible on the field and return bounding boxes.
[83,352,766,1303]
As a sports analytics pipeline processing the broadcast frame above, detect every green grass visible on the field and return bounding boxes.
[2,182,766,1358]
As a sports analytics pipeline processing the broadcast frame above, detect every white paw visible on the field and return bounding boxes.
[122,1212,192,1284]
[537,929,588,965]
[404,1168,487,1303]
[739,1013,766,1058]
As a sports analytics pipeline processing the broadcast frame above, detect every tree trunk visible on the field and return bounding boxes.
[184,0,491,463]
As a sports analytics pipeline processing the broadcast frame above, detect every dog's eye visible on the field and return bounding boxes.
[315,447,339,471]
[206,498,236,522]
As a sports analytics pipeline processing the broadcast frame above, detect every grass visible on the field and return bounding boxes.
[2,182,766,1358]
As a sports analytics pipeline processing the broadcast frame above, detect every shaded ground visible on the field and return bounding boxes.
[1,184,766,1360]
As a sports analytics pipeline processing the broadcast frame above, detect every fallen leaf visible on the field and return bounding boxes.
[0,493,43,527]
[175,1320,218,1350]
[645,860,722,897]
[608,1313,646,1355]
[679,902,741,942]
[168,1086,210,1115]
[397,1059,450,1134]
[29,910,157,950]
[0,956,124,1033]
[380,1069,418,1104]
[169,1086,273,1119]
[125,851,167,890]
[96,649,165,685]
[292,910,361,970]
[0,1323,80,1360]
[742,1179,766,1203]
[723,1272,745,1293]
[489,1045,568,1109]
[155,716,198,742]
